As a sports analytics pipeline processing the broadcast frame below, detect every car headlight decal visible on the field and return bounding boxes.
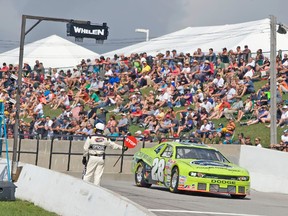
[237,176,249,181]
[189,172,197,177]
[189,172,205,178]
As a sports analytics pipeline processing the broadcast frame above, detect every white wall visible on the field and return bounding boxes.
[15,164,155,216]
[239,146,288,194]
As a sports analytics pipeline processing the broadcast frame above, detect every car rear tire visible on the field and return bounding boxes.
[230,194,246,199]
[135,161,152,188]
[169,167,179,193]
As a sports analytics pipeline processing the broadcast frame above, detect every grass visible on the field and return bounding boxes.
[0,200,58,216]
[41,80,287,148]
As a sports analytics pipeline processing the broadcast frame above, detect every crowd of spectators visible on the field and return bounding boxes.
[0,46,288,151]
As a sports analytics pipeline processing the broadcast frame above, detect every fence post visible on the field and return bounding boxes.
[67,138,72,171]
[119,136,125,173]
[35,134,40,166]
[17,135,22,161]
[49,137,54,169]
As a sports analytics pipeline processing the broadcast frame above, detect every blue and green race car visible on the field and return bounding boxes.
[132,141,250,198]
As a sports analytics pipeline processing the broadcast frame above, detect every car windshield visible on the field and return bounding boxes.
[176,147,229,162]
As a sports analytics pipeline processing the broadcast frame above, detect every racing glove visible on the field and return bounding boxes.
[82,156,87,165]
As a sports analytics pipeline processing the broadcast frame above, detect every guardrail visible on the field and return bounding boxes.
[12,134,147,173]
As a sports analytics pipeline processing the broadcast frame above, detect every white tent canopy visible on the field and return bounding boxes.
[103,19,288,57]
[0,35,100,68]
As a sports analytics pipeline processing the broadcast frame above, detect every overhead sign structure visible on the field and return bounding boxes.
[67,22,109,43]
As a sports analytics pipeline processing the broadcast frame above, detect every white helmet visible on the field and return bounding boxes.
[95,123,105,131]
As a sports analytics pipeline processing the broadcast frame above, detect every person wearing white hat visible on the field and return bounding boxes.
[243,64,254,79]
[135,130,142,135]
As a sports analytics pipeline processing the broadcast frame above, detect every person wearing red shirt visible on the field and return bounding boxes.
[215,97,231,119]
[0,62,8,79]
[129,106,143,124]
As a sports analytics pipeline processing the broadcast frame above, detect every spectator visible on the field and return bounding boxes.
[218,48,229,66]
[206,48,217,65]
[195,119,212,139]
[233,133,245,145]
[223,97,243,120]
[193,48,204,62]
[236,96,253,122]
[1,45,287,147]
[221,119,236,135]
[116,113,129,134]
[142,130,153,142]
[276,105,288,127]
[221,133,233,144]
[240,105,269,126]
[44,116,53,139]
[254,137,263,147]
[155,115,173,137]
[240,76,255,97]
[52,89,70,110]
[129,106,143,124]
[242,45,251,63]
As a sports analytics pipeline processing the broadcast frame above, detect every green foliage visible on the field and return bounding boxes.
[0,200,58,216]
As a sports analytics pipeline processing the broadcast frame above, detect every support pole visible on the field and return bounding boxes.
[11,14,92,181]
[12,15,26,181]
[270,15,277,146]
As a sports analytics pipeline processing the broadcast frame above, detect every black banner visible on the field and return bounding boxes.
[67,22,109,40]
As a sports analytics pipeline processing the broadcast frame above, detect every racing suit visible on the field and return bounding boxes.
[83,134,122,186]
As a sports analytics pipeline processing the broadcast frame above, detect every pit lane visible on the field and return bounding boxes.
[101,178,288,216]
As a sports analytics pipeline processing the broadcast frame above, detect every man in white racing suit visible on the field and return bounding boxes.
[82,123,126,185]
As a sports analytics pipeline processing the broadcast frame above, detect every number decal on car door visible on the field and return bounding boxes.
[151,158,165,182]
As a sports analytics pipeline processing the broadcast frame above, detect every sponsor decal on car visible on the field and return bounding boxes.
[136,152,153,164]
[211,179,236,185]
[179,175,187,184]
[191,160,232,168]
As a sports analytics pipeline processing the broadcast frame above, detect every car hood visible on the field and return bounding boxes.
[178,159,249,175]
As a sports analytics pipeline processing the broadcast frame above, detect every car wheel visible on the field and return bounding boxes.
[230,194,246,199]
[169,167,179,193]
[135,161,152,188]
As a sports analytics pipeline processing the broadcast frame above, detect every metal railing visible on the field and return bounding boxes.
[15,134,40,166]
[12,134,146,173]
[48,134,146,173]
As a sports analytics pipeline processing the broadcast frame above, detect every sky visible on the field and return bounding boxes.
[0,0,287,55]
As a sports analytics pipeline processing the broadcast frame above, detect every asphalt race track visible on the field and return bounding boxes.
[101,179,288,216]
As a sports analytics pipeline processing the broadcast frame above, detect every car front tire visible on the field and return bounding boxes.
[135,161,152,188]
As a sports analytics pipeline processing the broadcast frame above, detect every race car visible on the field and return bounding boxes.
[132,141,250,198]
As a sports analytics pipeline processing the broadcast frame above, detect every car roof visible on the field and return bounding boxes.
[160,141,218,150]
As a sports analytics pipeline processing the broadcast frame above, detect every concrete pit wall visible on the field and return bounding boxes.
[15,164,156,216]
[239,145,288,194]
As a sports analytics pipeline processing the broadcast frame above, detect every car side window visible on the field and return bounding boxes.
[154,144,165,154]
[161,145,174,158]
